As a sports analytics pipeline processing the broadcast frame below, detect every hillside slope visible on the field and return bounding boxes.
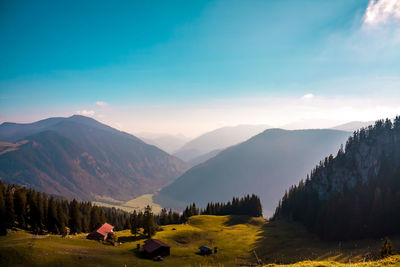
[156,128,351,215]
[0,115,188,201]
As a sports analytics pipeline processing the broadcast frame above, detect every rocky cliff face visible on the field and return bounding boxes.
[309,123,398,200]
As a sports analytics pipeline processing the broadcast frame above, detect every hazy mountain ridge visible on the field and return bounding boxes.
[331,121,375,132]
[0,115,188,201]
[137,133,190,154]
[155,128,352,215]
[174,124,270,162]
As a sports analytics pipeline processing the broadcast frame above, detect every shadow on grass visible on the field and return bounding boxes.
[252,219,396,265]
[223,215,251,226]
[118,234,147,243]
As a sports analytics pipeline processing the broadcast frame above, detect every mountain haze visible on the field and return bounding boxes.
[0,115,188,202]
[331,121,375,132]
[137,133,190,154]
[155,128,352,215]
[174,124,270,163]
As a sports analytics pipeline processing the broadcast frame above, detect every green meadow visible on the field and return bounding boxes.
[0,215,399,267]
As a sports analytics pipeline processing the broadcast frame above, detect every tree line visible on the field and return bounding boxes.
[201,194,263,217]
[0,181,131,236]
[273,117,400,240]
[1,179,263,237]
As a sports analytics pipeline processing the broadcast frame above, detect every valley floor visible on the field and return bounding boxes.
[0,215,399,267]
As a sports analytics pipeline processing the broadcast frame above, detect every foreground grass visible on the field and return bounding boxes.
[266,255,400,266]
[255,220,400,264]
[0,215,264,267]
[0,215,399,267]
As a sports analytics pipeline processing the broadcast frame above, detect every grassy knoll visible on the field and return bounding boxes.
[0,215,399,267]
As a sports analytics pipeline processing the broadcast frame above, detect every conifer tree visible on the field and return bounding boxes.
[0,181,6,235]
[143,205,156,237]
[69,199,82,234]
[5,186,15,229]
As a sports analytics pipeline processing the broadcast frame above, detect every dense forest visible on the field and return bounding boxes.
[0,181,131,236]
[273,117,400,240]
[200,194,263,217]
[0,180,262,237]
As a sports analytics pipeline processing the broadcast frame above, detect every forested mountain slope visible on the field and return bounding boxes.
[273,118,400,240]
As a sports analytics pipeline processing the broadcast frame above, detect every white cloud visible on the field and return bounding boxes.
[95,101,109,107]
[76,110,95,116]
[364,0,400,25]
[301,93,314,99]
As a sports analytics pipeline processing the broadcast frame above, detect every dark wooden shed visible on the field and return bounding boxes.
[199,245,213,255]
[143,239,170,258]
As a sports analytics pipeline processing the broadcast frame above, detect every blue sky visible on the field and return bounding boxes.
[1,0,400,136]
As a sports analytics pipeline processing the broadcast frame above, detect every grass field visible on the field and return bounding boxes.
[93,194,163,213]
[0,215,399,267]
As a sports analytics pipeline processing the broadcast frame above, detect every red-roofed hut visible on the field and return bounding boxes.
[87,223,114,241]
[143,239,170,258]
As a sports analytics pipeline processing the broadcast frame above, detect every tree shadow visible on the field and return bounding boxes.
[252,219,397,265]
[223,215,251,226]
[118,234,147,243]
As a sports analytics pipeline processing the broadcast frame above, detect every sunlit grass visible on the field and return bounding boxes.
[0,216,399,267]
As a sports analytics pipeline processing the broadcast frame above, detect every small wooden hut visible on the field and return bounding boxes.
[143,239,170,258]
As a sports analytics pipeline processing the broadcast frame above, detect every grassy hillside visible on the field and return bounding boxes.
[93,194,163,213]
[0,215,399,267]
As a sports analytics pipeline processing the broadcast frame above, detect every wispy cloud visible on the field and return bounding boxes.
[301,94,314,99]
[95,101,109,107]
[76,110,95,116]
[364,0,400,25]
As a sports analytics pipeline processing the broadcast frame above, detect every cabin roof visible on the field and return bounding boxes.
[93,223,114,237]
[144,239,170,253]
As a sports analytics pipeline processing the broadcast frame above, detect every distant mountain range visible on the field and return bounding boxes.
[0,115,188,202]
[331,121,375,132]
[155,128,352,216]
[137,133,190,154]
[173,125,270,163]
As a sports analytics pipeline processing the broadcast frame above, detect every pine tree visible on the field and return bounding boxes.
[14,188,27,229]
[90,206,101,231]
[0,181,6,235]
[47,197,59,234]
[69,199,82,234]
[5,186,15,229]
[143,205,156,237]
[380,237,393,258]
[130,210,139,236]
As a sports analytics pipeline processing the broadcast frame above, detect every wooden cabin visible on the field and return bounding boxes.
[143,239,170,258]
[86,223,114,241]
